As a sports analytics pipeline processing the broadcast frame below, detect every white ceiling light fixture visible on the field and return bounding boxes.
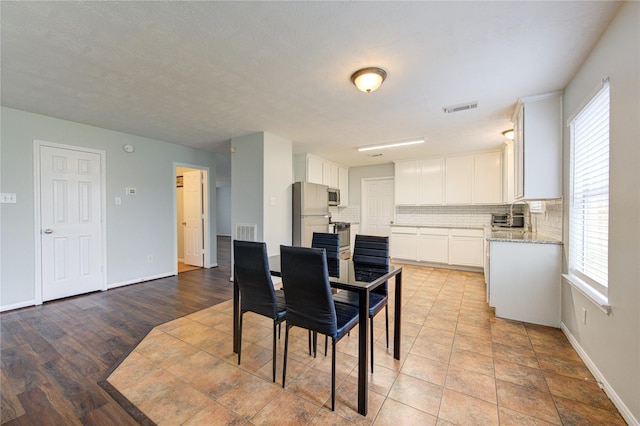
[351,67,387,93]
[358,139,424,152]
[502,129,515,140]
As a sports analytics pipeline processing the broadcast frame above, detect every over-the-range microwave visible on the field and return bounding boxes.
[328,188,340,206]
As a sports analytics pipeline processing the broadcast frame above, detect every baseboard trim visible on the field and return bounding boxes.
[108,272,176,290]
[1,299,38,312]
[561,322,639,426]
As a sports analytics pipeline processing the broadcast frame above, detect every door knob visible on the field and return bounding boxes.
[182,222,187,226]
[44,229,53,234]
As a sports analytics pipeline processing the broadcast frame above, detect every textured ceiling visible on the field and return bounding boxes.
[1,1,622,169]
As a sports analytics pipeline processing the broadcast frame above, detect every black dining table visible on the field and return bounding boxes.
[232,255,403,416]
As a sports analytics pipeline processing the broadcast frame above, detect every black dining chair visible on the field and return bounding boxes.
[332,234,390,373]
[279,245,359,411]
[233,240,286,382]
[311,232,340,278]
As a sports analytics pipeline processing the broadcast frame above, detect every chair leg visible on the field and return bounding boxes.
[313,332,318,358]
[282,325,290,388]
[238,312,243,366]
[308,330,312,356]
[385,305,389,348]
[331,337,336,411]
[324,335,328,356]
[272,321,278,382]
[370,316,374,373]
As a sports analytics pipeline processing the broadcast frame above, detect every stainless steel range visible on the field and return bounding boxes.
[332,222,351,259]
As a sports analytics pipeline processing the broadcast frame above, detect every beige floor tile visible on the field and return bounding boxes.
[553,395,627,425]
[494,358,549,393]
[444,366,497,404]
[217,375,282,419]
[498,407,558,425]
[544,371,616,411]
[387,373,443,416]
[401,352,448,386]
[496,380,561,425]
[103,264,621,425]
[251,391,321,426]
[374,398,437,426]
[438,389,499,425]
[448,348,495,377]
[182,402,246,426]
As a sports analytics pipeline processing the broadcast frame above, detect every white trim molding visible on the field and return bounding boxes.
[561,323,639,426]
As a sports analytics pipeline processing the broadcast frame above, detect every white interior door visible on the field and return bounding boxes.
[40,145,104,301]
[183,170,204,267]
[362,178,394,237]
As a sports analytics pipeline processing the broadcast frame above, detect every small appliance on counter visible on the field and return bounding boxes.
[491,213,524,230]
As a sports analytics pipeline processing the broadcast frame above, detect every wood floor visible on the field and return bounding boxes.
[0,236,234,425]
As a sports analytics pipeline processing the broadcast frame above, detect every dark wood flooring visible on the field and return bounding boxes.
[0,236,233,425]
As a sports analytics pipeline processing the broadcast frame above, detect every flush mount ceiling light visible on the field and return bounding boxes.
[351,67,387,93]
[358,139,424,152]
[502,129,515,140]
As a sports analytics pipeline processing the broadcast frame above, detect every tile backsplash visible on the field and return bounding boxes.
[395,205,524,228]
[331,201,563,241]
[530,199,563,240]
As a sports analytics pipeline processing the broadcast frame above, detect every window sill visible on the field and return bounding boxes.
[562,274,611,315]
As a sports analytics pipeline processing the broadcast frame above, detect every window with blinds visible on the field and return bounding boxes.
[569,79,610,295]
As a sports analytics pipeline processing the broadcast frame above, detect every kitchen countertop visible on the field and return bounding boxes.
[391,224,484,230]
[487,231,562,245]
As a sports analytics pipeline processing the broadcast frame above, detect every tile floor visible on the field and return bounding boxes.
[105,265,626,425]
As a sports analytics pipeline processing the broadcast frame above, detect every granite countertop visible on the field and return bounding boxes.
[487,231,562,245]
[391,224,484,230]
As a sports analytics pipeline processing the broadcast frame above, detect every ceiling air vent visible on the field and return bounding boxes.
[443,101,478,114]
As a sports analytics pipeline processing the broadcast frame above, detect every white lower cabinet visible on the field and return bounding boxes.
[390,227,418,260]
[448,229,484,267]
[417,228,449,263]
[392,226,484,268]
[489,241,561,327]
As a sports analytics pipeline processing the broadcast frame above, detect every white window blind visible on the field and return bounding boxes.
[569,79,609,294]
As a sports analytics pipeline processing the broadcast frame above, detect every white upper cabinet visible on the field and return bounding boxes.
[473,151,503,204]
[418,157,444,205]
[394,160,419,205]
[338,166,349,206]
[445,155,473,205]
[306,154,324,185]
[513,91,563,200]
[395,151,502,206]
[294,153,349,205]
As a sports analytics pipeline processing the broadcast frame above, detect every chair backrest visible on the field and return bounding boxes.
[233,240,278,318]
[280,245,337,337]
[353,235,389,265]
[312,232,340,277]
[311,232,340,260]
[353,235,390,295]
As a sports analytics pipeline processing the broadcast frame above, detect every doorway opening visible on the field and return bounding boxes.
[176,165,209,273]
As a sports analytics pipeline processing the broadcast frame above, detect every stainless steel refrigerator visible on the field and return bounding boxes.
[292,181,330,247]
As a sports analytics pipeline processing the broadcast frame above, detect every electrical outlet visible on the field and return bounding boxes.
[582,307,587,325]
[147,255,153,263]
[0,193,17,203]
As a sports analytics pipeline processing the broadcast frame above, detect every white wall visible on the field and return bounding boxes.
[0,107,218,310]
[262,133,293,254]
[561,2,639,423]
[348,163,395,206]
[216,186,232,236]
[230,132,292,256]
